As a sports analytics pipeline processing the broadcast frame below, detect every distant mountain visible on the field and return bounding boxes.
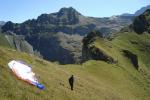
[134,5,150,16]
[0,21,5,32]
[92,15,133,35]
[1,7,133,64]
[1,7,132,36]
[120,5,150,17]
[121,13,134,17]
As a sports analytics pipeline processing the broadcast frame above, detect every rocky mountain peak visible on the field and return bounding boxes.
[36,7,81,25]
[58,7,81,16]
[56,7,81,24]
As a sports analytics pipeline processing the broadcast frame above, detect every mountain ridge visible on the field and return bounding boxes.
[1,7,133,64]
[135,5,150,16]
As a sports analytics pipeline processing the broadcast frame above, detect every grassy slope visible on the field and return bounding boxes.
[0,32,150,100]
[0,33,11,48]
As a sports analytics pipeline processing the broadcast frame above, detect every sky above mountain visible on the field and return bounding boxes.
[0,0,150,23]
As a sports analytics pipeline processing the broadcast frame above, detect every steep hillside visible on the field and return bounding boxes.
[0,33,11,48]
[81,11,150,99]
[0,36,150,100]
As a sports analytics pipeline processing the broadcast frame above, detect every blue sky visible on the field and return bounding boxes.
[0,0,150,23]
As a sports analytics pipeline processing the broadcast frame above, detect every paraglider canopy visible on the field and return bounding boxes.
[8,60,45,90]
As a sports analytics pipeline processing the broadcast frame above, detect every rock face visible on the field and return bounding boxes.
[26,32,81,64]
[123,50,139,70]
[1,7,132,64]
[82,31,114,63]
[131,9,150,34]
[82,45,114,63]
[5,34,35,55]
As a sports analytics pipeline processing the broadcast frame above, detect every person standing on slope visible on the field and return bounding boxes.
[69,75,74,90]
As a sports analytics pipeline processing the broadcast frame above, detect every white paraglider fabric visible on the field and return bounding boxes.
[8,60,38,85]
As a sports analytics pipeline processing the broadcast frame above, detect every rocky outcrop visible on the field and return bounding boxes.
[131,9,150,34]
[82,31,115,63]
[123,50,139,70]
[4,34,41,56]
[82,45,114,63]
